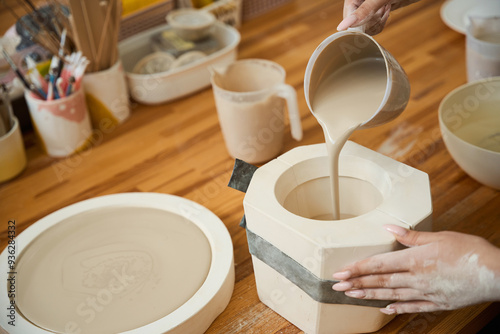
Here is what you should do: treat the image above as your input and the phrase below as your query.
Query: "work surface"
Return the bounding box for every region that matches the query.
[1,0,500,333]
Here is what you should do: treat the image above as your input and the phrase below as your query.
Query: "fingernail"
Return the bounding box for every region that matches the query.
[332,270,351,280]
[345,290,365,298]
[380,307,396,315]
[332,281,353,291]
[337,14,358,31]
[383,224,408,237]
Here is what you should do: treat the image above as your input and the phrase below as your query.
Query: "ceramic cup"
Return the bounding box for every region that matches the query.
[83,60,130,128]
[25,87,92,157]
[0,116,27,183]
[304,28,410,129]
[210,59,303,164]
[466,16,500,82]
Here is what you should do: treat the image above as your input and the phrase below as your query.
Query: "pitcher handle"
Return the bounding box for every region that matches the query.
[275,84,303,141]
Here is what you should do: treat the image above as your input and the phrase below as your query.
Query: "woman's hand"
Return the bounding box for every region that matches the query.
[338,0,420,35]
[332,225,500,314]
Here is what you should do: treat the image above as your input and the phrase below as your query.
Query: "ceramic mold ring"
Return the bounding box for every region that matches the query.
[0,193,234,334]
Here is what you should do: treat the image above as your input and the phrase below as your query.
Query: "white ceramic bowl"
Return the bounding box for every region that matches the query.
[439,77,500,190]
[166,8,216,41]
[0,193,234,334]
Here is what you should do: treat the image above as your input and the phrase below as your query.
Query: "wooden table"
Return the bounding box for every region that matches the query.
[1,0,500,333]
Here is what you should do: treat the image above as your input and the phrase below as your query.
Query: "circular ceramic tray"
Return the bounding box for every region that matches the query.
[440,0,500,34]
[0,193,234,334]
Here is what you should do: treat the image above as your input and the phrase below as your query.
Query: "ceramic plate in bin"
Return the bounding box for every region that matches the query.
[119,21,240,105]
[0,193,234,334]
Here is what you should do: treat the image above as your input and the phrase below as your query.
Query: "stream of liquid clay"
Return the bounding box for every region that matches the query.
[311,58,387,219]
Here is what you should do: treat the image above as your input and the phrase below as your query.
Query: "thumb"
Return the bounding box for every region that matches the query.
[383,224,437,248]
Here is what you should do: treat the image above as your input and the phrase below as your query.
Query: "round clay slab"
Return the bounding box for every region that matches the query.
[0,193,234,334]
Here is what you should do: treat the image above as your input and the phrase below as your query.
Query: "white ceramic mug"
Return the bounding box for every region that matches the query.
[210,59,302,164]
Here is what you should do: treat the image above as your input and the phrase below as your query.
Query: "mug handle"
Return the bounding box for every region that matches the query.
[275,84,303,141]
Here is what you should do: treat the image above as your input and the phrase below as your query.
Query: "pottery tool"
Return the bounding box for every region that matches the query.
[55,77,65,98]
[48,56,60,100]
[67,0,122,72]
[56,28,67,78]
[25,56,48,93]
[65,76,74,96]
[22,51,87,101]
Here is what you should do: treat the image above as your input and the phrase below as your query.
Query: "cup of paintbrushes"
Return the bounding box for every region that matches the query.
[24,86,93,157]
[0,98,27,182]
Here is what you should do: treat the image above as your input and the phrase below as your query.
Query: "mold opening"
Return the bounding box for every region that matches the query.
[281,175,383,221]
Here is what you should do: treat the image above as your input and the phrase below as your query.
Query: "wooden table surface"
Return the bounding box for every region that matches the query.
[1,0,500,333]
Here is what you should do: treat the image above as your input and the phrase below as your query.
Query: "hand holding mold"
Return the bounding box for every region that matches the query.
[338,0,420,35]
[332,224,500,314]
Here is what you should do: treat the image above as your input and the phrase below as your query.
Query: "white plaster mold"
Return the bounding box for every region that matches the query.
[243,141,432,334]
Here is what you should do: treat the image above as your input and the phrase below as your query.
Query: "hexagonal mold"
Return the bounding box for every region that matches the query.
[243,141,432,334]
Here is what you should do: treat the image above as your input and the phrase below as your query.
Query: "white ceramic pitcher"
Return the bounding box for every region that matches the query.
[304,28,410,129]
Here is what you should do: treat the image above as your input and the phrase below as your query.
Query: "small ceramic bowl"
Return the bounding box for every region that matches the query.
[439,77,500,190]
[166,8,216,41]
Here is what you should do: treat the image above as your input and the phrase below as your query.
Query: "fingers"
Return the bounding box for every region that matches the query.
[353,0,391,24]
[333,272,424,291]
[384,225,439,248]
[337,15,358,31]
[343,0,363,18]
[344,287,425,301]
[339,0,421,34]
[333,247,414,280]
[381,301,441,315]
[364,3,391,35]
[332,227,442,283]
[338,0,390,31]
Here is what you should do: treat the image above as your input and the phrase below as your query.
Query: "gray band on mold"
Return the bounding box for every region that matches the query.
[246,227,391,308]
